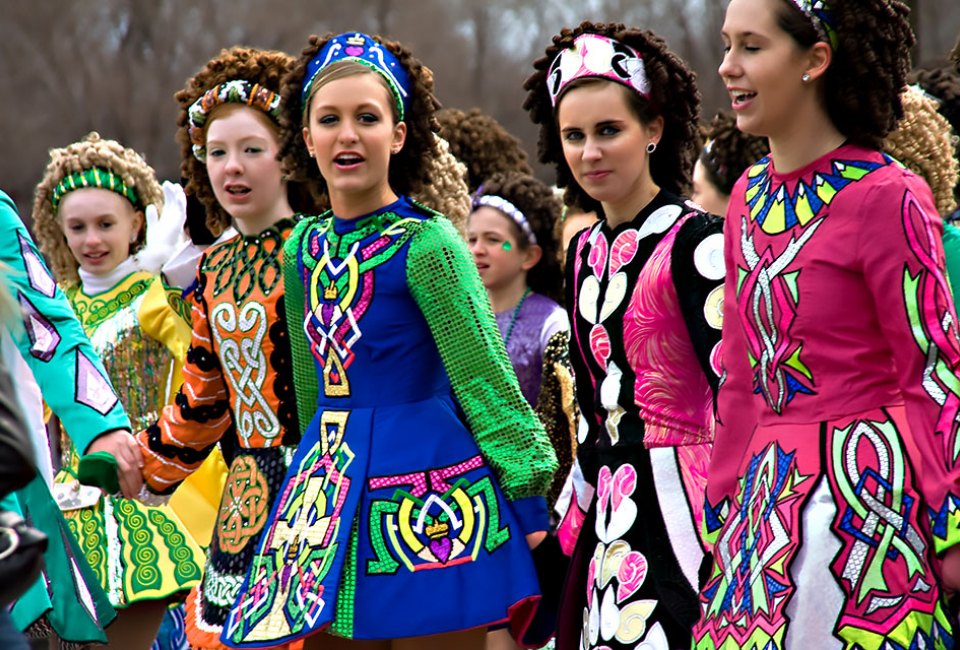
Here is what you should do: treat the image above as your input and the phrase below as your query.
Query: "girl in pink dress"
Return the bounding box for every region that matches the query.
[693,0,960,648]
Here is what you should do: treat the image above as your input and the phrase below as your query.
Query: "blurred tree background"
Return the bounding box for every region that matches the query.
[1,0,957,218]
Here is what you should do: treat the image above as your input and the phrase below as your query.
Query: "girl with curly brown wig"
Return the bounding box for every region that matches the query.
[220,32,556,650]
[120,46,310,650]
[28,132,208,650]
[437,108,534,193]
[696,1,960,648]
[692,111,769,216]
[524,20,725,650]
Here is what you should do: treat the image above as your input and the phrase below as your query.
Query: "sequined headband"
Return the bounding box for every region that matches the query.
[472,194,538,245]
[302,32,412,121]
[187,80,282,162]
[547,33,651,108]
[790,0,837,49]
[51,168,139,211]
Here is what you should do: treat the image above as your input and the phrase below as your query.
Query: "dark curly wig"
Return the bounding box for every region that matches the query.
[700,111,770,196]
[908,62,960,203]
[437,108,534,192]
[776,0,914,150]
[176,46,317,235]
[523,21,701,216]
[472,172,564,304]
[279,33,441,204]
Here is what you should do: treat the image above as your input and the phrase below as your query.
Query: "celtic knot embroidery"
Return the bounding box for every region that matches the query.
[738,215,823,413]
[831,419,930,617]
[205,220,292,303]
[698,441,811,648]
[217,455,270,554]
[211,301,281,444]
[300,211,415,397]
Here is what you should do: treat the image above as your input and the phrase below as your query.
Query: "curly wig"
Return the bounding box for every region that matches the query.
[882,86,958,216]
[436,108,534,192]
[412,135,471,235]
[775,0,913,150]
[700,111,770,196]
[472,172,564,304]
[32,132,162,286]
[523,21,701,216]
[279,33,441,207]
[908,62,960,204]
[176,46,317,235]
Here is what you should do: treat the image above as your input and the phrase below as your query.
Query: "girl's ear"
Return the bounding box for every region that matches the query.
[391,121,408,153]
[521,243,543,271]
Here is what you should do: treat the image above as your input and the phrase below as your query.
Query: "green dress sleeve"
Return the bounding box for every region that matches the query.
[942,221,960,305]
[406,214,558,511]
[0,190,130,454]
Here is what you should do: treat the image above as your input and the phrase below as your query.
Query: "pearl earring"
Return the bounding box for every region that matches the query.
[802,73,811,82]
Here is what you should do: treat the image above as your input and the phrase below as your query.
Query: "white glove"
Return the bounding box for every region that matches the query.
[135,181,188,275]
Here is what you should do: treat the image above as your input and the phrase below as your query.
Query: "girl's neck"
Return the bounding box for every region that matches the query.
[78,256,139,295]
[233,198,294,237]
[768,109,846,175]
[331,186,399,221]
[489,276,531,314]
[602,179,661,228]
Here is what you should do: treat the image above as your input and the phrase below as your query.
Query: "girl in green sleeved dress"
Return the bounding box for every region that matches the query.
[221,32,557,650]
[30,133,205,649]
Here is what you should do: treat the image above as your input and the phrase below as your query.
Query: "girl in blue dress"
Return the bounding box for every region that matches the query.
[222,32,558,650]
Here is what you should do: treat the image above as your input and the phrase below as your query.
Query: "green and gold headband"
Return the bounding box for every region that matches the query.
[51,167,139,212]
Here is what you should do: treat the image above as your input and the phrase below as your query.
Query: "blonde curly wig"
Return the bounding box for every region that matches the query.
[883,86,959,216]
[411,135,471,235]
[32,132,162,286]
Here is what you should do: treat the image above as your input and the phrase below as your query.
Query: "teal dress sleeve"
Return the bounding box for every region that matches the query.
[0,190,130,454]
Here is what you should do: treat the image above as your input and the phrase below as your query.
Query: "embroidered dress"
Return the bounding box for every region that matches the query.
[0,189,117,645]
[557,191,723,650]
[496,293,575,508]
[136,218,302,649]
[693,144,960,650]
[52,261,205,609]
[222,197,558,647]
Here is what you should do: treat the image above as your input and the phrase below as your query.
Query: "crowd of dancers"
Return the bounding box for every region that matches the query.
[2,0,960,649]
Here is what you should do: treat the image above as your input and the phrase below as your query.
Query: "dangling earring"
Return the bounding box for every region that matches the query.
[801,73,811,83]
[646,142,657,154]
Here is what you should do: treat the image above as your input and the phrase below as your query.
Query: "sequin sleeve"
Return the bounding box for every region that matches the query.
[0,190,131,454]
[856,169,960,554]
[136,263,233,494]
[406,215,557,526]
